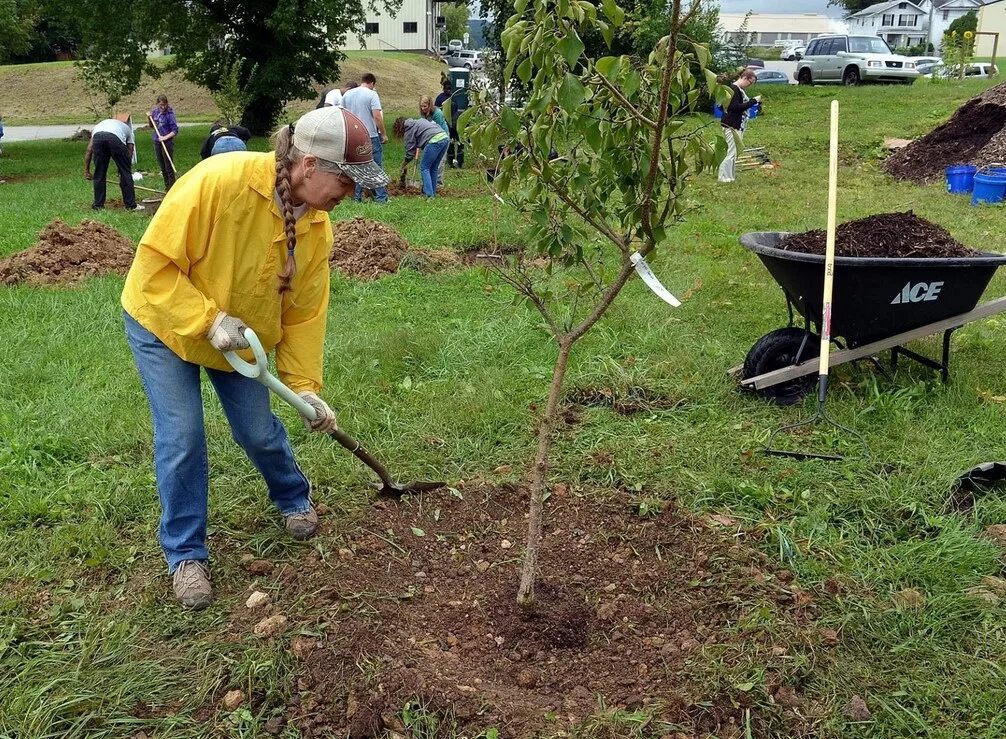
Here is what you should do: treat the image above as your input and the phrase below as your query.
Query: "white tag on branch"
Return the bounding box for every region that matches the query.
[630,252,681,308]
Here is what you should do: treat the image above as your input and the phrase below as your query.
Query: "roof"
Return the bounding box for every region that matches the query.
[850,1,926,18]
[718,13,837,35]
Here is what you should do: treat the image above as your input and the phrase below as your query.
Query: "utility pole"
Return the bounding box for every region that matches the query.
[927,0,935,52]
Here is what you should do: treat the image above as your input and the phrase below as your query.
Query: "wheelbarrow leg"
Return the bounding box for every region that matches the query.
[941,328,956,384]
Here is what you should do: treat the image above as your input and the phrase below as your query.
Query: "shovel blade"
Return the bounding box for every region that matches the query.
[372,480,447,497]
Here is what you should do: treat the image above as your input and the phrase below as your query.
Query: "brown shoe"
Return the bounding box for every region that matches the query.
[284,506,319,541]
[172,560,213,610]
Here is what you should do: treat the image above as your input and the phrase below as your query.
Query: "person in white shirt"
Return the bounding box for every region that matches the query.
[341,73,389,202]
[84,113,144,211]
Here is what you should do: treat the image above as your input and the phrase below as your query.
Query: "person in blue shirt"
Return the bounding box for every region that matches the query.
[149,95,180,190]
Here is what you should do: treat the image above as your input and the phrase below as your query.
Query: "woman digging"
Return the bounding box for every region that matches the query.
[718,68,761,184]
[149,94,179,190]
[121,107,390,609]
[392,115,450,198]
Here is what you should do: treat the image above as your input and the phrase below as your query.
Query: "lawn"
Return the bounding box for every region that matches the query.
[4,77,1006,738]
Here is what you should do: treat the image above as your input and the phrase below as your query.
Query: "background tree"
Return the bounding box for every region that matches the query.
[0,0,36,63]
[62,0,400,135]
[463,0,722,605]
[444,2,472,44]
[828,0,874,14]
[947,10,978,37]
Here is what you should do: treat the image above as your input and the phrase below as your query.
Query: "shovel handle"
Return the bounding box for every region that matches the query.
[223,328,397,488]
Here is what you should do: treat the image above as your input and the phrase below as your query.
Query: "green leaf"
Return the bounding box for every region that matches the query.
[595,56,620,82]
[500,105,520,136]
[557,32,585,67]
[601,0,625,27]
[601,23,614,47]
[692,41,711,69]
[517,58,533,83]
[623,68,641,98]
[514,0,530,13]
[557,72,585,112]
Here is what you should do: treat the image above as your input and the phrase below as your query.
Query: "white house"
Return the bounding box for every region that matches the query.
[924,0,984,44]
[718,13,837,45]
[847,1,928,49]
[340,0,444,53]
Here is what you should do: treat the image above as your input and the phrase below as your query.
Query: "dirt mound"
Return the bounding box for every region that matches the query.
[258,485,826,738]
[781,211,977,258]
[886,83,1006,182]
[64,128,92,142]
[330,217,408,279]
[0,219,134,286]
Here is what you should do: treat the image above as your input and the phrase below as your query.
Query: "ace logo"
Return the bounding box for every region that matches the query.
[891,281,944,305]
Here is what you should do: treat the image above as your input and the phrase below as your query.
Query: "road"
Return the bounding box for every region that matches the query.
[2,122,203,143]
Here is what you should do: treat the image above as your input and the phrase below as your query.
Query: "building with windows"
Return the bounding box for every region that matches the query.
[847,2,928,48]
[978,0,1006,57]
[341,0,442,52]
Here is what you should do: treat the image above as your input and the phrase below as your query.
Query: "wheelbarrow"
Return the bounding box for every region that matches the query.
[736,231,1006,404]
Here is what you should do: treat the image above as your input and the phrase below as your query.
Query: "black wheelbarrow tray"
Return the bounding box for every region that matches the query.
[735,231,1006,404]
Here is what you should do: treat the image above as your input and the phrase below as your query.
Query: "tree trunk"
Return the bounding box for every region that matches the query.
[241,93,284,137]
[516,339,574,607]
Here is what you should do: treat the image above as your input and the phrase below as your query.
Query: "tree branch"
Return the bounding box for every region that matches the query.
[591,73,657,128]
[568,259,636,343]
[492,261,565,341]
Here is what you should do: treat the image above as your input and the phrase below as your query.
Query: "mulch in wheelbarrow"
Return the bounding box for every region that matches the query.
[780,211,978,259]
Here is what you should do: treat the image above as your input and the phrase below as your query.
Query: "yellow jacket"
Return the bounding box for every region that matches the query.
[121,152,332,393]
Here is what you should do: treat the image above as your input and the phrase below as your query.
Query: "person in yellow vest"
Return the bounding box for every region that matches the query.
[121,107,389,609]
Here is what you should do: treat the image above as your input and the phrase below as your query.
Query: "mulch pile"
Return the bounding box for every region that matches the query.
[330,217,409,279]
[0,219,134,286]
[781,211,978,258]
[886,82,1006,183]
[235,485,829,738]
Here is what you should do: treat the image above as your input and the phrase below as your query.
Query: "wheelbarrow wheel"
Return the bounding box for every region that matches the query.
[741,328,819,406]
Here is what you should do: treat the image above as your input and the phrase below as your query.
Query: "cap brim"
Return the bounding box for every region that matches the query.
[342,161,391,189]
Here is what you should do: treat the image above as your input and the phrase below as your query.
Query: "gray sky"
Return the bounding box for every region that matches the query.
[716,0,842,15]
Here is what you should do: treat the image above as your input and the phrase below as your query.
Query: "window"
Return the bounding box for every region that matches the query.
[882,14,894,25]
[365,22,379,34]
[832,36,847,52]
[942,10,949,20]
[403,21,417,33]
[898,15,917,26]
[806,40,819,55]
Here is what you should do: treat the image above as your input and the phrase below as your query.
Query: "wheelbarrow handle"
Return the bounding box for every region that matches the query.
[223,328,398,489]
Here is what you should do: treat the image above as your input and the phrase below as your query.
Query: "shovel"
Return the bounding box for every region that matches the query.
[224,328,445,497]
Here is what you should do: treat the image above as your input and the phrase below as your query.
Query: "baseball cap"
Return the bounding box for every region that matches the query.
[292,107,390,189]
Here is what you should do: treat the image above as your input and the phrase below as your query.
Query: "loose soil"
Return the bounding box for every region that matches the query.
[886,82,1006,183]
[565,385,688,414]
[235,485,828,738]
[781,211,977,259]
[0,219,134,286]
[105,197,162,215]
[330,217,410,279]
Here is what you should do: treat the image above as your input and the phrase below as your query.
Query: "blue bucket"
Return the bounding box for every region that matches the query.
[946,165,977,195]
[972,170,1006,205]
[713,104,724,119]
[749,102,760,120]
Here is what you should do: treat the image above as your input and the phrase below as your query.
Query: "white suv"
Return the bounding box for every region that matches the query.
[796,35,919,85]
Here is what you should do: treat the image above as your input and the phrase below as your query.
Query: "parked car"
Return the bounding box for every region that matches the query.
[909,55,941,68]
[782,46,806,61]
[448,39,464,51]
[754,69,790,85]
[924,62,999,79]
[796,35,919,85]
[745,58,765,69]
[437,44,449,56]
[915,61,940,75]
[445,49,484,71]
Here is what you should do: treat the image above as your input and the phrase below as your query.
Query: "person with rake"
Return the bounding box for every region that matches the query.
[121,107,389,609]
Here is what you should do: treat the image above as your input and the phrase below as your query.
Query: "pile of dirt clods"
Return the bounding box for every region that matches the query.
[0,219,134,286]
[886,82,1006,183]
[330,217,408,279]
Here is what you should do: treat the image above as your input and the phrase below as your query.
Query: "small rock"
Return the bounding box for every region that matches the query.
[222,689,245,710]
[476,560,491,573]
[337,548,354,559]
[264,716,285,734]
[500,539,513,550]
[240,553,255,564]
[415,571,427,579]
[246,591,270,609]
[253,614,289,638]
[892,587,926,609]
[985,524,1006,548]
[517,669,538,688]
[553,483,569,497]
[679,638,700,652]
[291,635,316,658]
[597,602,617,621]
[821,628,840,647]
[246,559,274,575]
[843,695,871,722]
[495,635,505,646]
[603,583,617,592]
[447,634,459,647]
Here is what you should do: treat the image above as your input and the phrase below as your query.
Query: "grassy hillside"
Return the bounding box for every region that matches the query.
[0,52,445,125]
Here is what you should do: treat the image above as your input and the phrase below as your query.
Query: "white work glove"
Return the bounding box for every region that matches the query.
[298,392,338,433]
[207,311,250,351]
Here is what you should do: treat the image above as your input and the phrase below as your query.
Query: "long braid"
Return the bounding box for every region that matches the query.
[274,124,298,294]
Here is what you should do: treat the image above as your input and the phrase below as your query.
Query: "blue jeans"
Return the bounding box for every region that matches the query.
[211,137,247,155]
[124,313,312,573]
[355,135,388,202]
[420,139,449,197]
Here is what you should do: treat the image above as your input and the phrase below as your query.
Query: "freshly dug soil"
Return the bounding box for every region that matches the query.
[886,83,1006,183]
[565,384,687,414]
[105,198,161,215]
[0,219,134,286]
[246,485,826,738]
[330,217,409,279]
[781,211,978,259]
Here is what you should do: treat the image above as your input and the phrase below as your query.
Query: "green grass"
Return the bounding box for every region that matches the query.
[4,77,1006,737]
